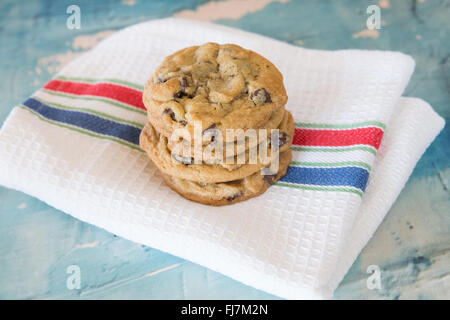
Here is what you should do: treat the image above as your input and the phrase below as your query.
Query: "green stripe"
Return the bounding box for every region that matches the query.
[291,145,377,155]
[18,105,144,152]
[35,97,145,129]
[55,75,144,91]
[294,121,386,130]
[274,182,363,197]
[42,89,146,115]
[290,160,371,171]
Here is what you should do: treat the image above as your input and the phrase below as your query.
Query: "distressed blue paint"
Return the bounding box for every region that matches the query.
[0,0,448,300]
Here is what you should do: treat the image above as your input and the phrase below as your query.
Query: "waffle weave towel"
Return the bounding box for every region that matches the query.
[0,18,444,299]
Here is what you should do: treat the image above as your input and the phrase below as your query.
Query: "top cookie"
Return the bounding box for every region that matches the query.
[143,42,288,143]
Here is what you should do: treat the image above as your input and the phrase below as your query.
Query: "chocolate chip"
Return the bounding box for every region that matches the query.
[263,174,277,185]
[162,108,187,125]
[173,77,190,99]
[174,91,185,99]
[250,88,272,104]
[202,123,217,134]
[278,132,288,147]
[172,153,193,165]
[162,108,176,121]
[180,77,188,91]
[226,193,242,201]
[203,124,218,143]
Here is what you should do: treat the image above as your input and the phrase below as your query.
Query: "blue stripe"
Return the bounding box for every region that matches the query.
[280,166,369,192]
[22,97,370,193]
[23,98,141,145]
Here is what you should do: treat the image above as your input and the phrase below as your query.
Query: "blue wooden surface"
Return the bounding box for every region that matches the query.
[0,0,448,299]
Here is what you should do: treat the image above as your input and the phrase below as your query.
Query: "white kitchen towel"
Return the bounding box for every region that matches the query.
[0,18,444,299]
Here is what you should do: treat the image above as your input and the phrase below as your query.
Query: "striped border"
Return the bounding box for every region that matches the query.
[279,165,369,192]
[44,79,146,111]
[290,161,371,171]
[41,89,146,115]
[19,77,387,197]
[274,182,364,197]
[19,105,142,152]
[295,121,386,130]
[34,97,144,129]
[292,127,383,149]
[291,145,377,156]
[22,98,142,148]
[55,75,145,91]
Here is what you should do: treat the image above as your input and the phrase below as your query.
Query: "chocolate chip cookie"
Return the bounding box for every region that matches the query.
[143,42,288,144]
[167,109,294,164]
[139,110,294,183]
[161,149,292,206]
[141,42,291,205]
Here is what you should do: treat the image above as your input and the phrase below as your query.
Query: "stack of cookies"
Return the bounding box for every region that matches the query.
[140,43,294,206]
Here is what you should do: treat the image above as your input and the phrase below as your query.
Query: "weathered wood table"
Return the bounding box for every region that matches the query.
[0,0,448,299]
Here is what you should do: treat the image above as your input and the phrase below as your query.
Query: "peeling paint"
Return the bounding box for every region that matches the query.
[352,29,380,39]
[145,263,181,277]
[122,0,136,6]
[378,0,390,9]
[36,30,115,75]
[17,203,26,209]
[72,30,116,50]
[75,240,99,248]
[174,0,290,22]
[37,51,83,74]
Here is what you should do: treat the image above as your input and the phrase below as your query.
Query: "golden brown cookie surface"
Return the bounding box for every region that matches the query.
[161,149,292,206]
[143,42,288,143]
[167,110,294,164]
[139,111,294,183]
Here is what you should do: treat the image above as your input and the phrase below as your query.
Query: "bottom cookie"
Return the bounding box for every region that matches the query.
[161,149,292,206]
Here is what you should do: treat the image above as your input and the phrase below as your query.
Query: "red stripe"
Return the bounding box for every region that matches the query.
[293,127,384,149]
[42,79,383,149]
[44,79,146,110]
